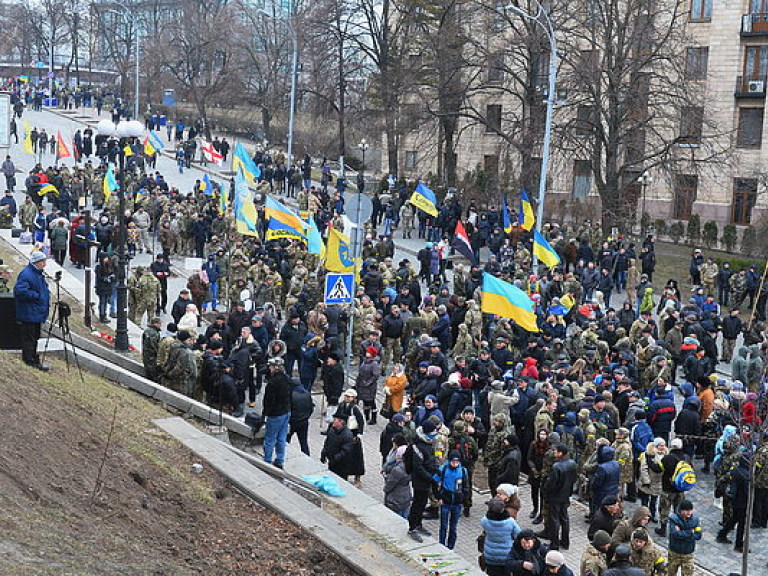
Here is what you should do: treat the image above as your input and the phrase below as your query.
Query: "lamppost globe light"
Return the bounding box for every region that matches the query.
[126,120,144,137]
[96,119,118,136]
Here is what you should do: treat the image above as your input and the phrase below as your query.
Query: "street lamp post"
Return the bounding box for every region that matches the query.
[109,5,140,120]
[357,138,368,192]
[638,171,653,238]
[502,1,557,268]
[261,2,298,169]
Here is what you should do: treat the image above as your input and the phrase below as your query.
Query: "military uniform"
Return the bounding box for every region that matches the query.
[0,265,11,293]
[162,339,198,397]
[699,261,718,295]
[630,537,666,576]
[580,543,608,576]
[127,268,144,324]
[142,323,162,380]
[483,413,511,493]
[136,271,161,327]
[729,273,748,310]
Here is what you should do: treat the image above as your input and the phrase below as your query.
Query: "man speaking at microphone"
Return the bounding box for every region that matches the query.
[13,250,51,371]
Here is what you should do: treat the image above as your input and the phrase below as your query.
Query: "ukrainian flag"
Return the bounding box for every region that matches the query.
[23,119,33,155]
[306,215,324,257]
[265,195,305,232]
[533,230,561,268]
[232,142,261,184]
[326,227,355,273]
[219,184,229,215]
[266,217,307,241]
[148,130,164,151]
[103,164,118,202]
[143,136,156,156]
[481,272,539,333]
[123,143,134,157]
[234,170,259,236]
[38,183,58,197]
[502,195,513,234]
[409,181,438,217]
[202,174,214,196]
[520,189,535,231]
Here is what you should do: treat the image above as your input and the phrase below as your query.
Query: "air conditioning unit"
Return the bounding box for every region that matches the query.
[748,80,765,93]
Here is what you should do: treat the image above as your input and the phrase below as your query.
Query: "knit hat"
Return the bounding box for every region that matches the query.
[453,420,466,432]
[343,388,358,398]
[425,394,437,403]
[392,413,405,423]
[177,330,191,341]
[545,550,564,568]
[632,528,649,542]
[29,250,47,263]
[548,431,561,444]
[365,345,379,357]
[421,420,437,435]
[496,483,518,497]
[670,438,683,450]
[592,530,612,549]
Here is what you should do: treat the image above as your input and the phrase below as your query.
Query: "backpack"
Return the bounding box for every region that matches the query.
[454,438,473,466]
[632,423,654,455]
[672,460,697,492]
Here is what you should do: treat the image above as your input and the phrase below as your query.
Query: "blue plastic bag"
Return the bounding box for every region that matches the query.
[301,474,346,497]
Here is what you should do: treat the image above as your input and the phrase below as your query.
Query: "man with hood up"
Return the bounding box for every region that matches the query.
[508,529,547,576]
[611,506,653,549]
[407,419,440,542]
[591,444,620,517]
[731,346,749,384]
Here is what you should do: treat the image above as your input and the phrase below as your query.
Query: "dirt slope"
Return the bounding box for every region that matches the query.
[0,353,356,576]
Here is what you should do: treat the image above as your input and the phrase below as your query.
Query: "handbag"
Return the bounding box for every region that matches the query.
[348,413,359,431]
[379,401,394,420]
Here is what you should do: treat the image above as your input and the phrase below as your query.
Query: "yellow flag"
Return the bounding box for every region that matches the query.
[325,228,356,273]
[23,120,33,155]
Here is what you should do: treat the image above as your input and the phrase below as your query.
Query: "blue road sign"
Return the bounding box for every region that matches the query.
[325,273,353,304]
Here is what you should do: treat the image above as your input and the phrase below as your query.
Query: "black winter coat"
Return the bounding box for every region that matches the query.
[547,457,578,504]
[263,371,292,417]
[496,446,522,486]
[280,321,308,353]
[410,436,439,491]
[290,382,314,424]
[322,424,356,477]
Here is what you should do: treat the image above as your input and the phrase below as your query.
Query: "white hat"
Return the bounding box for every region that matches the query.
[343,388,358,398]
[670,438,683,450]
[29,251,47,263]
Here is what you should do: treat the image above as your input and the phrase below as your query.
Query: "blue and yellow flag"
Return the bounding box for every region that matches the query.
[232,142,261,184]
[103,164,118,203]
[148,130,164,151]
[123,143,134,157]
[520,189,535,231]
[38,183,58,197]
[306,215,325,258]
[265,195,305,232]
[202,174,214,196]
[219,184,229,215]
[409,181,438,217]
[533,230,561,268]
[143,136,156,156]
[234,170,259,236]
[502,195,513,234]
[326,227,356,273]
[266,217,307,241]
[481,272,539,332]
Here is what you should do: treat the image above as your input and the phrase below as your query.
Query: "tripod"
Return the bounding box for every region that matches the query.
[41,273,85,383]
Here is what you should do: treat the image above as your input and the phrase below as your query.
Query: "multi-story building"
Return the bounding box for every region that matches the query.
[395,0,768,230]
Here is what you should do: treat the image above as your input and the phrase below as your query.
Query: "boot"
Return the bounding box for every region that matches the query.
[369,409,377,425]
[363,407,372,425]
[232,403,245,418]
[654,523,667,537]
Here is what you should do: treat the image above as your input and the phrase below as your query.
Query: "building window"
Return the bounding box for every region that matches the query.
[484,155,499,191]
[572,160,592,199]
[486,104,502,133]
[685,47,709,80]
[732,178,758,225]
[404,151,417,170]
[492,0,505,31]
[488,53,505,84]
[745,45,768,81]
[673,175,698,220]
[679,106,704,144]
[737,107,764,148]
[689,0,712,21]
[574,105,596,137]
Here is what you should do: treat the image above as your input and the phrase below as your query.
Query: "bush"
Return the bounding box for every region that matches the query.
[702,220,718,249]
[713,255,759,271]
[721,224,738,253]
[742,226,758,256]
[670,221,685,244]
[654,219,668,238]
[686,214,701,244]
[640,212,651,234]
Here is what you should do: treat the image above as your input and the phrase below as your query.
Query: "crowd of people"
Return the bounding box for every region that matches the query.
[6,89,768,576]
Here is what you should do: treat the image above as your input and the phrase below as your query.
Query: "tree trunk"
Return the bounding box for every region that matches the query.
[261,106,271,143]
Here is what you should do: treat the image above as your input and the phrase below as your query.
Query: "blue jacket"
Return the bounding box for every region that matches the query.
[593,445,620,500]
[202,259,220,283]
[433,462,468,505]
[481,515,520,565]
[668,512,702,554]
[14,263,50,323]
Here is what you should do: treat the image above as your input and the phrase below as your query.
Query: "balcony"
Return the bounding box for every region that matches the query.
[735,75,767,98]
[742,13,768,36]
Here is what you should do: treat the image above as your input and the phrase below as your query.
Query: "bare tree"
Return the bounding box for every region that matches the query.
[559,0,731,234]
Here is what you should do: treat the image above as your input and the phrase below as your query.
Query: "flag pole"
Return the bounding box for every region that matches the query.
[747,258,768,331]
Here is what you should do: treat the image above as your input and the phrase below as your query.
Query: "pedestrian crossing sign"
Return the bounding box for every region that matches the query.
[325,273,353,304]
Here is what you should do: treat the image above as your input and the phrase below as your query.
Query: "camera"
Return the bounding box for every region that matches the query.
[54,271,62,281]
